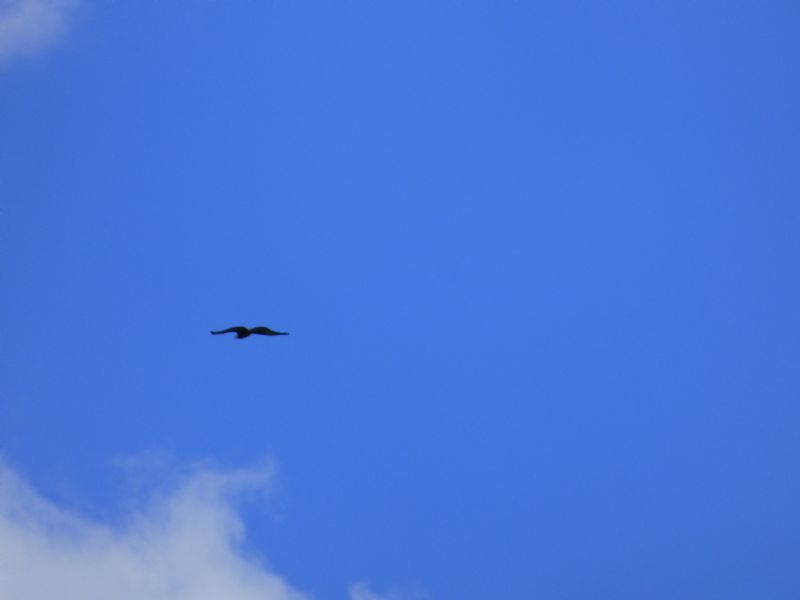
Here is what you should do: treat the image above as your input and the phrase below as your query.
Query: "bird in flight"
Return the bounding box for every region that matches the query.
[210,326,289,339]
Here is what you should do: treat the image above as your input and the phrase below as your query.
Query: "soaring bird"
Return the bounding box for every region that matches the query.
[210,326,289,338]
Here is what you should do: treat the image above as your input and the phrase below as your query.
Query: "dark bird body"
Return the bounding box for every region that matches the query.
[210,326,289,338]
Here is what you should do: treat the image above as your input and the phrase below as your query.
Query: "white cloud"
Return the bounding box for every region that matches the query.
[349,582,423,600]
[0,460,309,600]
[349,582,390,600]
[0,0,78,62]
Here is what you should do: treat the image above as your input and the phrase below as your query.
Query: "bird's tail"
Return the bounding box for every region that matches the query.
[210,330,223,335]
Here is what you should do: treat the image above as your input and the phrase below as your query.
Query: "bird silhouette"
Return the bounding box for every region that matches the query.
[210,326,289,338]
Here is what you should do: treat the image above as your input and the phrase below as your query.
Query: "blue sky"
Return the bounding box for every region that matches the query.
[1,1,799,598]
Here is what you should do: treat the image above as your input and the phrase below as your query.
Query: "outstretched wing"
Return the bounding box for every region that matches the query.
[250,326,289,336]
[210,326,249,336]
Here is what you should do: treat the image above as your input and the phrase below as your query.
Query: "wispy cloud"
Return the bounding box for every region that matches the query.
[0,460,308,600]
[0,0,78,62]
[349,582,424,600]
[349,582,391,600]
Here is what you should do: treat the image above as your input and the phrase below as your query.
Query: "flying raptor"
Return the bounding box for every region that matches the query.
[210,326,289,339]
